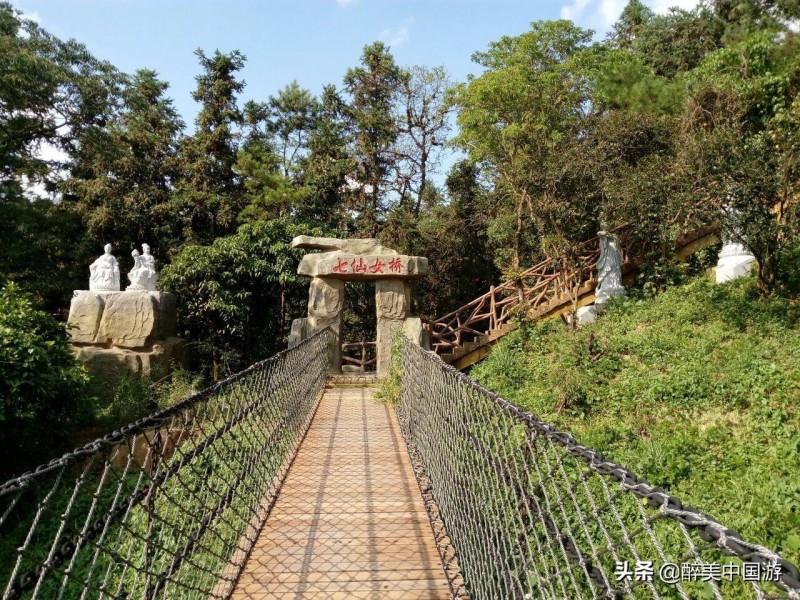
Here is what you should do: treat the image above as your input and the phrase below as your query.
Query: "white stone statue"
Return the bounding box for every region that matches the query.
[127,243,158,291]
[89,244,121,292]
[716,207,755,284]
[595,231,626,305]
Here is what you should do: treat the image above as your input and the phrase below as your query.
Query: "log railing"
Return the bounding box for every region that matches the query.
[342,341,377,372]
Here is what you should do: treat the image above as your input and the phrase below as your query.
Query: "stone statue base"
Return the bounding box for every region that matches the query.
[716,251,756,283]
[68,290,187,394]
[575,305,597,325]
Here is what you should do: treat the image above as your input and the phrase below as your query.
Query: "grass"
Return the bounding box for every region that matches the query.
[471,274,800,565]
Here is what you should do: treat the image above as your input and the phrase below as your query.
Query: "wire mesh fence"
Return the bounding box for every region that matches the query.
[0,329,331,600]
[397,337,800,600]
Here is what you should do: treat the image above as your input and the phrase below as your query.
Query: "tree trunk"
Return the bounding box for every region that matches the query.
[514,195,523,269]
[278,284,286,333]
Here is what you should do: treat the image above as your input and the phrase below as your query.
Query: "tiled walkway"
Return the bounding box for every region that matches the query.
[232,385,451,599]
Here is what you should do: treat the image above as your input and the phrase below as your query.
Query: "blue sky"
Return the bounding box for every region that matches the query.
[11,0,697,128]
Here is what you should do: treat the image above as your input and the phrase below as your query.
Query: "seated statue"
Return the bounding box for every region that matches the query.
[89,244,120,291]
[127,243,158,291]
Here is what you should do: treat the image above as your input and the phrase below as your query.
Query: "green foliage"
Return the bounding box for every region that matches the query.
[67,68,184,257]
[472,275,800,563]
[0,283,91,474]
[403,160,498,319]
[629,6,725,78]
[343,41,403,236]
[265,81,320,179]
[451,20,604,267]
[297,84,353,231]
[676,30,800,292]
[0,198,89,312]
[175,49,246,244]
[375,333,403,404]
[0,2,123,203]
[160,218,324,378]
[94,368,203,430]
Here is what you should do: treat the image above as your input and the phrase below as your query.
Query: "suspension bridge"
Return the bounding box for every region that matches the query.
[2,329,800,599]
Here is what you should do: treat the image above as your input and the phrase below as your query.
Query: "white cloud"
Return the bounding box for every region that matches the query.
[336,0,356,8]
[379,16,414,49]
[561,0,701,35]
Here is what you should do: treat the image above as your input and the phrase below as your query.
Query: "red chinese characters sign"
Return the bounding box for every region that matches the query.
[327,256,405,276]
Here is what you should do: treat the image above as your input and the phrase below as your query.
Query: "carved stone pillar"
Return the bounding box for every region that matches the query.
[375,280,410,375]
[307,277,344,373]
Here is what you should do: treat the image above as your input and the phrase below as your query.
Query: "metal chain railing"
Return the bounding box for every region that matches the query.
[397,337,800,600]
[0,328,331,600]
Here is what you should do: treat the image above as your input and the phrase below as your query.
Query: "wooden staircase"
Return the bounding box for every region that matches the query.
[429,226,720,370]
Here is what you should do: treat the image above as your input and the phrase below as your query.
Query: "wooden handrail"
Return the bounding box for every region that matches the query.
[341,341,377,371]
[424,224,637,354]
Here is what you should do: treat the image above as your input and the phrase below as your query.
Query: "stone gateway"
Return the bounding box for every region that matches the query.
[288,236,429,375]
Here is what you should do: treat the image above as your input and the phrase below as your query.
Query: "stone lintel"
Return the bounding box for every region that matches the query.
[297,253,428,280]
[292,236,395,255]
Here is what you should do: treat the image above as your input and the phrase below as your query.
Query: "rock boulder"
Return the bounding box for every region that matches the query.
[67,292,105,344]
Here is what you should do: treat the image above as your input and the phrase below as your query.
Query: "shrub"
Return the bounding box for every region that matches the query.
[0,283,91,475]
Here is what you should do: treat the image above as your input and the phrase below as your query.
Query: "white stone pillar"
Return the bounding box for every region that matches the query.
[716,206,756,283]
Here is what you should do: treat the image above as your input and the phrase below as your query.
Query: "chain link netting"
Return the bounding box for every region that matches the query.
[0,329,331,600]
[397,337,800,600]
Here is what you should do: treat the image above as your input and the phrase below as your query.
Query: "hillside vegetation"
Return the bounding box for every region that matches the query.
[471,275,800,564]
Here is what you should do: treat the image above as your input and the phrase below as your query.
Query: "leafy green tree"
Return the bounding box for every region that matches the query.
[299,84,353,231]
[594,51,686,114]
[410,161,498,319]
[451,21,603,269]
[0,199,89,312]
[0,2,122,204]
[624,6,725,78]
[67,69,184,257]
[236,86,319,224]
[266,81,319,179]
[175,49,246,243]
[0,283,91,475]
[393,65,452,217]
[609,0,654,49]
[160,219,322,380]
[237,102,299,222]
[675,31,800,292]
[0,2,120,309]
[343,41,403,236]
[714,0,800,43]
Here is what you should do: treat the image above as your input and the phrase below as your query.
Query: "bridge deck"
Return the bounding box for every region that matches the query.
[233,385,451,599]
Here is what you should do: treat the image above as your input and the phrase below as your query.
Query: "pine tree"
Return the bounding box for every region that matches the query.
[70,69,184,256]
[343,42,403,237]
[176,49,246,243]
